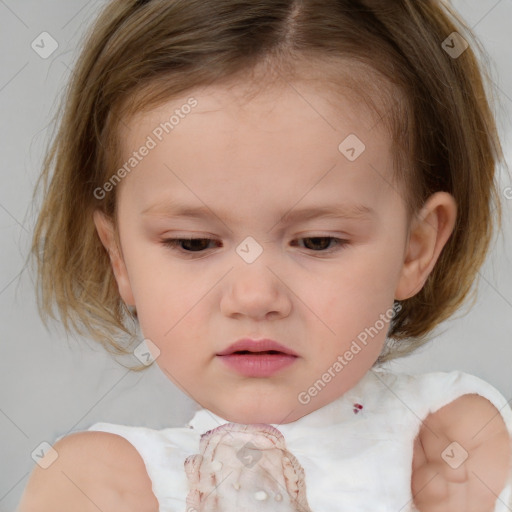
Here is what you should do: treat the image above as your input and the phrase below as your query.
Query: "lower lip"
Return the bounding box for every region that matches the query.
[217,353,298,377]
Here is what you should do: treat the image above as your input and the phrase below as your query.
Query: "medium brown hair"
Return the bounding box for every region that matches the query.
[30,0,503,370]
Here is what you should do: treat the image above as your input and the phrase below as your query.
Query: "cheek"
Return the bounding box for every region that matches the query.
[119,244,180,336]
[308,251,402,336]
[135,281,193,342]
[321,249,401,301]
[128,260,215,351]
[123,236,182,297]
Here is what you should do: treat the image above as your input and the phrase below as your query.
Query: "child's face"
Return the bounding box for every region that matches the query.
[96,79,417,424]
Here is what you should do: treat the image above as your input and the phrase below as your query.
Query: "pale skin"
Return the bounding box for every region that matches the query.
[19,75,511,511]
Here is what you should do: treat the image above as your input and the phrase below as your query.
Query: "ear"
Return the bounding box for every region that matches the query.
[395,192,457,300]
[93,210,136,307]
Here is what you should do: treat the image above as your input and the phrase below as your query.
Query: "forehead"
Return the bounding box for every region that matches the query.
[112,73,400,220]
[117,55,399,154]
[119,67,394,154]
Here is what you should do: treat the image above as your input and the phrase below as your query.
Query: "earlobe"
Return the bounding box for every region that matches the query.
[93,210,136,307]
[394,192,457,300]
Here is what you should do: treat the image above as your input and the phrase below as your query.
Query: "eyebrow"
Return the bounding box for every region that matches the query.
[141,201,375,224]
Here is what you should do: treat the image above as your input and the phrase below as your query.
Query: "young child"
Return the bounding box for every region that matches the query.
[19,0,512,511]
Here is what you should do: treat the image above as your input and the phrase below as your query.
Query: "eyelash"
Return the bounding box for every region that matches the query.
[161,236,349,255]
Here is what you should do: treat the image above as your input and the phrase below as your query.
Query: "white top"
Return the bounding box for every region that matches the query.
[80,368,512,511]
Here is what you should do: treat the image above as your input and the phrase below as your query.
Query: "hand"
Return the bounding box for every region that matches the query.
[411,394,511,512]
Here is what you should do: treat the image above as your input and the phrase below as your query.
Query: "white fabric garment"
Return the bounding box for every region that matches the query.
[81,368,512,511]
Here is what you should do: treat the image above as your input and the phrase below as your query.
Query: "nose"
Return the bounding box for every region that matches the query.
[220,255,292,321]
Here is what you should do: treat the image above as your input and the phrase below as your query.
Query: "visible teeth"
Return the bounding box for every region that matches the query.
[254,490,268,501]
[211,460,222,471]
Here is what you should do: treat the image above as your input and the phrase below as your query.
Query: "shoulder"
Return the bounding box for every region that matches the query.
[18,430,159,512]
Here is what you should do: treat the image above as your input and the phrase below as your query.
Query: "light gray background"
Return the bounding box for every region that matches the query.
[0,1,511,510]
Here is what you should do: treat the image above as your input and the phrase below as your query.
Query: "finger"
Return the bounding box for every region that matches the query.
[412,434,428,473]
[411,461,449,509]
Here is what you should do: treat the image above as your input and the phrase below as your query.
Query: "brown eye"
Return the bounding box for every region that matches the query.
[162,238,219,252]
[301,237,332,251]
[291,237,348,252]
